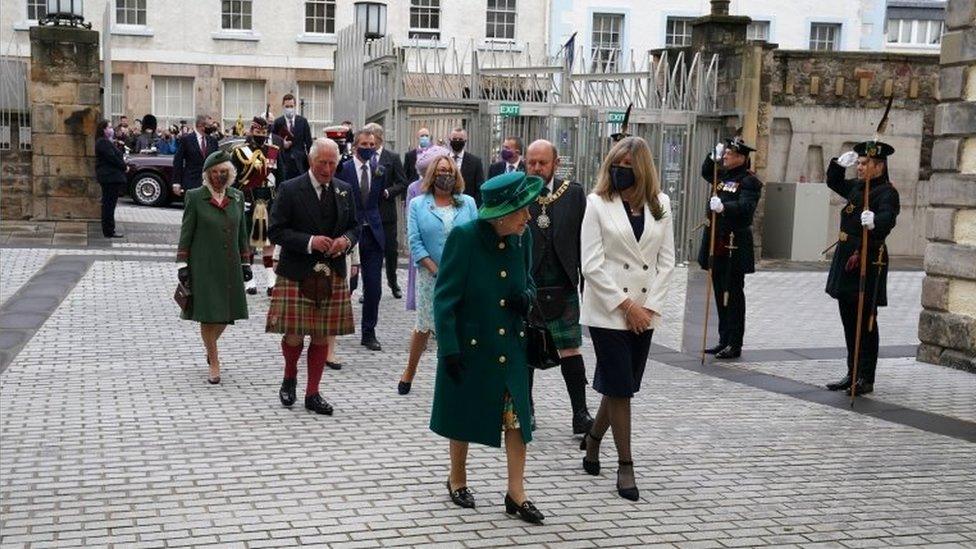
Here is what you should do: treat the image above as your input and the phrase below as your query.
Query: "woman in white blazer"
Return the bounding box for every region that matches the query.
[578,136,675,501]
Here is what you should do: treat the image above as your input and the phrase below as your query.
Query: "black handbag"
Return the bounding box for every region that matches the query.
[526,297,560,370]
[173,282,192,312]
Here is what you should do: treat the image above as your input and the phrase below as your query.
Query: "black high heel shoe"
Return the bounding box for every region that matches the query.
[616,461,639,501]
[580,431,601,476]
[504,494,544,524]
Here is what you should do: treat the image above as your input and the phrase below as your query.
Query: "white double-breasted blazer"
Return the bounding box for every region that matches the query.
[579,191,675,330]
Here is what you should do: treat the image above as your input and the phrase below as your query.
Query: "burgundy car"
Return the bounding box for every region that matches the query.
[125,153,176,207]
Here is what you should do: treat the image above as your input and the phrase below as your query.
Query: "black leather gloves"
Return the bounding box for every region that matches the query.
[444,354,464,384]
[242,264,253,281]
[177,266,190,286]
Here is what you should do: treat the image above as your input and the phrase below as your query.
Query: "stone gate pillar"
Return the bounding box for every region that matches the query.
[29,25,102,220]
[919,0,976,370]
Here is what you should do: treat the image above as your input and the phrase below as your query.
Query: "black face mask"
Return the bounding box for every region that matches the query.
[610,165,636,191]
[252,135,267,147]
[450,139,466,153]
[434,174,456,191]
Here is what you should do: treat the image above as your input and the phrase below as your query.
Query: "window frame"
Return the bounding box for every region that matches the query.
[409,0,441,41]
[485,0,517,42]
[221,0,253,31]
[151,76,196,130]
[886,18,943,46]
[809,22,841,51]
[115,0,147,26]
[665,16,694,48]
[297,82,334,136]
[110,74,125,125]
[746,20,770,41]
[26,0,46,21]
[221,79,267,132]
[590,12,624,73]
[304,0,336,35]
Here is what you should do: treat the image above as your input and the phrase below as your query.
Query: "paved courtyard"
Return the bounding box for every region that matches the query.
[1,205,974,548]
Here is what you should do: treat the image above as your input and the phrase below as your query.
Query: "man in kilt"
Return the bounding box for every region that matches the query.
[266,138,360,415]
[524,139,594,436]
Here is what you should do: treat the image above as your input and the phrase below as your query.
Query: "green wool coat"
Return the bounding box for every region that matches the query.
[430,219,536,448]
[176,186,250,324]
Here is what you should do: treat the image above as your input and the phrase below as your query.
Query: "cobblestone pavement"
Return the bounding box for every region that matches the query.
[1,206,974,548]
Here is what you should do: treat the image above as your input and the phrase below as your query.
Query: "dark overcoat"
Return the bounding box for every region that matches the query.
[696,156,762,274]
[527,179,585,288]
[430,220,535,448]
[824,159,900,306]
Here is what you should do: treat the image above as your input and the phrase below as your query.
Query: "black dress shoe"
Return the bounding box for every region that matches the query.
[572,408,594,436]
[304,393,334,415]
[398,381,411,395]
[504,494,544,524]
[579,432,601,476]
[390,286,403,299]
[852,379,874,395]
[279,378,297,407]
[714,345,742,359]
[446,480,475,508]
[704,343,725,354]
[826,375,852,391]
[361,337,382,351]
[616,461,640,501]
[326,361,343,371]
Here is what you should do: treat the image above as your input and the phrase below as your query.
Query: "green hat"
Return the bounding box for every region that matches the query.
[853,140,895,159]
[478,171,545,220]
[203,150,231,171]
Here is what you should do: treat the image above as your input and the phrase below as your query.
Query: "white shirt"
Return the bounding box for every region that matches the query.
[506,161,519,173]
[194,129,206,152]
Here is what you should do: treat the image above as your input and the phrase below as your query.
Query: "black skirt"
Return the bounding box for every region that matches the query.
[590,326,654,398]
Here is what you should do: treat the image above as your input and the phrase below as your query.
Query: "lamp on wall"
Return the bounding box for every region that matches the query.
[41,0,90,28]
[354,1,387,40]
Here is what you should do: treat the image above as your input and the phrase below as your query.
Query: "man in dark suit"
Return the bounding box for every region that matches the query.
[364,122,408,298]
[336,129,387,351]
[487,136,526,179]
[172,114,219,196]
[268,138,360,415]
[403,127,432,183]
[448,127,486,206]
[524,139,593,435]
[271,93,313,180]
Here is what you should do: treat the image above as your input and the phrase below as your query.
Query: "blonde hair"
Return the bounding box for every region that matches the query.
[419,154,465,196]
[594,136,664,220]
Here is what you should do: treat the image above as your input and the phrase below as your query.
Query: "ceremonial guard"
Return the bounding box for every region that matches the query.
[523,139,593,435]
[698,134,762,359]
[824,141,900,395]
[232,116,283,296]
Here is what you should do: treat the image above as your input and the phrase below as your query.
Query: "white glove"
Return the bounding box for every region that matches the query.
[860,210,875,230]
[713,142,725,160]
[837,151,858,168]
[710,196,725,213]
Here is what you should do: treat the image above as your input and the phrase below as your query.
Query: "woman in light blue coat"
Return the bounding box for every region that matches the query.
[397,154,478,394]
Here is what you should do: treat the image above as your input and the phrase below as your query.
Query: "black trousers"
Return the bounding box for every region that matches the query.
[99,181,123,237]
[382,221,400,290]
[838,296,879,383]
[711,258,746,348]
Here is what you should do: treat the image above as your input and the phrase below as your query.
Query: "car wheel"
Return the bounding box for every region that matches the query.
[131,172,169,207]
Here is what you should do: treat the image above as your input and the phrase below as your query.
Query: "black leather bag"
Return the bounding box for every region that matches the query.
[525,297,560,370]
[173,282,192,312]
[535,286,569,321]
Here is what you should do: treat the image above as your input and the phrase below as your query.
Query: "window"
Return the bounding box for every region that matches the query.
[809,23,840,51]
[0,124,10,151]
[591,13,623,73]
[305,0,335,34]
[116,0,146,25]
[27,0,46,20]
[747,21,769,41]
[409,0,440,40]
[110,74,125,124]
[298,82,333,135]
[152,76,195,128]
[665,17,693,47]
[222,0,252,31]
[886,18,943,46]
[222,79,266,130]
[486,0,516,41]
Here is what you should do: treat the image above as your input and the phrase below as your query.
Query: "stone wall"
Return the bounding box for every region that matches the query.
[0,119,33,220]
[918,0,976,371]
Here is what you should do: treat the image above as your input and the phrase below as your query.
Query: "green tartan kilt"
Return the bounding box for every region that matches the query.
[265,275,354,337]
[531,291,583,350]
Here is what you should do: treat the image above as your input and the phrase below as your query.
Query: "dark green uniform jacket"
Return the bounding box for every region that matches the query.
[697,157,762,274]
[825,159,900,306]
[430,220,536,448]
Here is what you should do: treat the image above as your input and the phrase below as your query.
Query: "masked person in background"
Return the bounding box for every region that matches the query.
[448,127,486,206]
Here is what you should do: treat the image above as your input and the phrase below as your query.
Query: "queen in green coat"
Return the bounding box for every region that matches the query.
[176,150,251,384]
[430,171,547,525]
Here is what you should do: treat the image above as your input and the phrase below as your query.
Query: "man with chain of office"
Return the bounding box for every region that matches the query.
[523,139,594,436]
[232,116,284,296]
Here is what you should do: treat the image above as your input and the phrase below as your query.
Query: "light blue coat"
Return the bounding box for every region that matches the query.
[408,192,478,266]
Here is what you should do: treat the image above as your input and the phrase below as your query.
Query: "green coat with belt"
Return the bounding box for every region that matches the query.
[430,219,536,448]
[176,186,250,323]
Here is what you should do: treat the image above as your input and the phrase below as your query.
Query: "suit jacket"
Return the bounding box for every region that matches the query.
[408,192,478,266]
[337,157,387,248]
[527,179,585,288]
[404,148,420,183]
[580,192,675,331]
[173,132,219,190]
[269,172,360,281]
[95,137,127,185]
[456,151,486,206]
[271,115,313,179]
[487,159,526,179]
[377,148,408,225]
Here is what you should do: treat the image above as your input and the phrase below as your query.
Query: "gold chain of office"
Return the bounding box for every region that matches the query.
[535,181,570,229]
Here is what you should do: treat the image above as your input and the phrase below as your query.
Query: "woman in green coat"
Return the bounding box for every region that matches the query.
[176,150,251,384]
[430,171,545,525]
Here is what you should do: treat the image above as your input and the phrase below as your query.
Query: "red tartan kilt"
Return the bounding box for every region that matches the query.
[265,275,354,336]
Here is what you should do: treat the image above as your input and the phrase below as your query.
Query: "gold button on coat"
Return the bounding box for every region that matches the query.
[470,339,477,345]
[498,328,506,335]
[498,355,507,364]
[499,299,506,307]
[498,242,506,249]
[500,270,507,278]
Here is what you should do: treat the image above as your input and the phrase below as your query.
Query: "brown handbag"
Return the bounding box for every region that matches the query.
[299,263,334,307]
[173,282,192,312]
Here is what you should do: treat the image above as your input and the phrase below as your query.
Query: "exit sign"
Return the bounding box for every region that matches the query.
[499,103,520,117]
[607,111,626,123]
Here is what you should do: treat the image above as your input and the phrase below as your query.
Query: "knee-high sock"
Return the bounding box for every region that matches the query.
[560,354,588,414]
[282,339,303,380]
[306,343,328,396]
